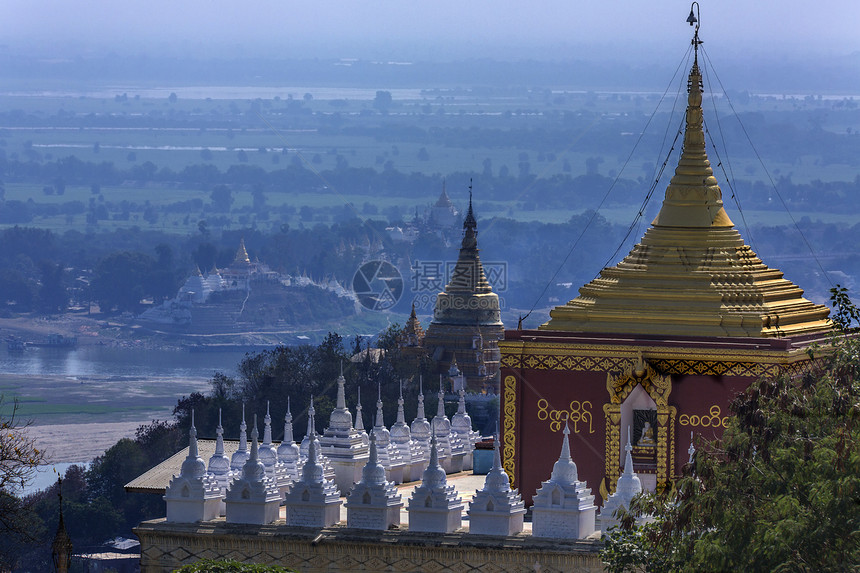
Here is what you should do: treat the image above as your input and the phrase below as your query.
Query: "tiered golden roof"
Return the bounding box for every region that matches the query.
[233,238,251,266]
[542,57,831,338]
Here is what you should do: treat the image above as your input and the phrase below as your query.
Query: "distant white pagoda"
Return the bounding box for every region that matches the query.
[406,433,464,533]
[345,430,403,530]
[319,365,370,492]
[224,415,281,525]
[467,432,525,536]
[164,412,222,523]
[531,424,597,539]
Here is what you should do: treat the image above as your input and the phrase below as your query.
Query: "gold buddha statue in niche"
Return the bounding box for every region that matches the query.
[637,421,656,447]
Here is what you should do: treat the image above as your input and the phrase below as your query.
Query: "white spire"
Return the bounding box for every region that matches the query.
[355,386,365,431]
[550,423,578,484]
[422,431,446,488]
[239,403,247,452]
[688,431,696,464]
[263,401,273,446]
[362,430,386,485]
[375,383,385,428]
[230,403,250,471]
[437,375,446,418]
[214,408,224,457]
[180,410,205,478]
[242,414,265,482]
[396,380,406,425]
[283,397,294,443]
[417,376,426,420]
[336,362,347,410]
[624,426,635,476]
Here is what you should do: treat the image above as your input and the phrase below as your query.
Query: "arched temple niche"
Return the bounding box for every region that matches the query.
[619,384,658,492]
[601,352,676,500]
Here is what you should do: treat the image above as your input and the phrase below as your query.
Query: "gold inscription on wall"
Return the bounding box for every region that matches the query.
[678,405,729,428]
[537,399,595,433]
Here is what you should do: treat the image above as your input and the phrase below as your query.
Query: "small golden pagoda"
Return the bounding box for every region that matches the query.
[500,27,833,506]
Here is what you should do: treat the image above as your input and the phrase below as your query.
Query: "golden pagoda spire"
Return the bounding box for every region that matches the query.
[541,8,831,338]
[651,25,733,229]
[446,180,492,294]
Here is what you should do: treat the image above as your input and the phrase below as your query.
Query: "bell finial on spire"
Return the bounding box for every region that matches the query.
[463,178,476,232]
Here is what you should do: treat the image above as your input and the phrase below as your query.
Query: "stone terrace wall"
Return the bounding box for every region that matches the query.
[135,519,604,573]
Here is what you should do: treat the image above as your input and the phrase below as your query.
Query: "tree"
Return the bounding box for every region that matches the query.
[37,261,66,314]
[602,286,860,572]
[0,396,47,567]
[90,251,155,313]
[373,90,392,113]
[210,184,234,212]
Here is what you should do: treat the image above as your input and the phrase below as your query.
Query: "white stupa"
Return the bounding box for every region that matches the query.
[299,396,336,482]
[284,420,342,528]
[345,430,403,530]
[354,386,370,447]
[229,404,249,472]
[597,428,643,533]
[451,388,479,471]
[431,377,458,472]
[276,398,301,481]
[448,355,466,393]
[224,415,281,525]
[467,432,525,536]
[406,432,464,533]
[373,383,406,484]
[390,380,423,482]
[164,411,222,523]
[258,401,291,500]
[531,423,597,539]
[320,364,370,492]
[206,409,232,516]
[410,377,432,471]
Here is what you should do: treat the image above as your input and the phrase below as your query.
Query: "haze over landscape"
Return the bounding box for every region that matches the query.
[1,1,859,570]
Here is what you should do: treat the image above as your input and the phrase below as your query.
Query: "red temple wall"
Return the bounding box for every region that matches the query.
[504,365,760,506]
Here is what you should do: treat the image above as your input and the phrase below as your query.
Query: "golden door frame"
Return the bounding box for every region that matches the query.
[601,352,676,500]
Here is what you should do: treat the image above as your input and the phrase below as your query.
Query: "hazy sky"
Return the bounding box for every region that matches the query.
[5,0,860,62]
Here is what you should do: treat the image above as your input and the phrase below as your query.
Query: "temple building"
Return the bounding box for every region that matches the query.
[500,43,832,505]
[422,191,505,393]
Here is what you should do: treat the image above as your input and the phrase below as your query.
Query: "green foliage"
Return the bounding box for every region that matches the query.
[173,559,296,572]
[602,290,860,572]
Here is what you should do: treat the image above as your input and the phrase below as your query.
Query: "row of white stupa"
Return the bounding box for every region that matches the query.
[164,371,656,537]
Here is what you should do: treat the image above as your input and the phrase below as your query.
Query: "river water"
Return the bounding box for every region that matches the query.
[0,345,249,495]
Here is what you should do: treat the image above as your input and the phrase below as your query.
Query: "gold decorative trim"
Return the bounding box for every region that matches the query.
[604,357,675,494]
[502,375,517,485]
[602,403,622,493]
[502,350,792,378]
